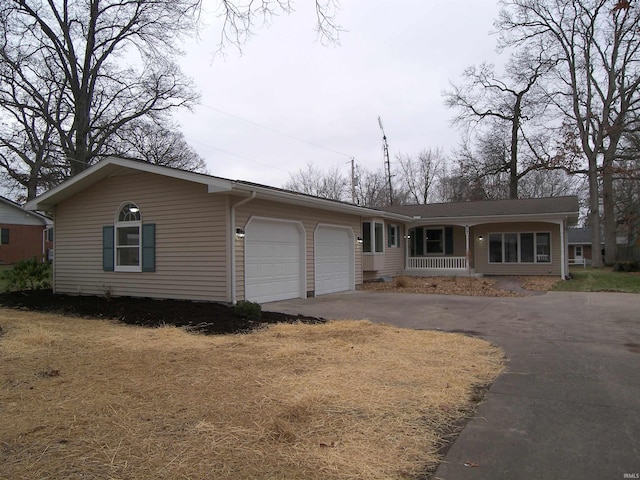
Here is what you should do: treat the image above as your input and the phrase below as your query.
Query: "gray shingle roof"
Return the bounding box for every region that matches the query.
[567,227,603,245]
[381,196,579,219]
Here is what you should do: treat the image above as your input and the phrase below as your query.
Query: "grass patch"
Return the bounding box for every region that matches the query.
[553,267,640,293]
[0,310,504,479]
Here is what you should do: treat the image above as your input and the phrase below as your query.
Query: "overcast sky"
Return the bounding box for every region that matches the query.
[174,0,503,188]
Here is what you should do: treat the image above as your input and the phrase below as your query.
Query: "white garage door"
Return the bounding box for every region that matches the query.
[315,225,354,296]
[245,219,305,303]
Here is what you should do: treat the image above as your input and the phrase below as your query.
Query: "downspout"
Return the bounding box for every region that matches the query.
[230,191,256,304]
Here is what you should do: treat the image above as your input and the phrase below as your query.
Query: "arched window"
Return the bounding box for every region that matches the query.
[115,203,141,271]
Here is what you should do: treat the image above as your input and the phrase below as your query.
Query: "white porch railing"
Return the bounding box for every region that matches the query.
[406,256,468,270]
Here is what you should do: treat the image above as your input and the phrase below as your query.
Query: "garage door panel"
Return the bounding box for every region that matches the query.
[315,226,354,296]
[245,219,304,303]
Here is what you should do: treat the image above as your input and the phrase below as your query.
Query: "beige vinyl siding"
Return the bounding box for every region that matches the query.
[54,171,230,301]
[474,222,561,276]
[234,198,362,300]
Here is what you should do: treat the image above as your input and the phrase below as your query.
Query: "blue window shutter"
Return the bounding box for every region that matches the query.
[142,223,155,272]
[103,226,114,271]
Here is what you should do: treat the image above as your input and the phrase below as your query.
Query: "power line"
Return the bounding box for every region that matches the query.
[198,104,353,159]
[186,138,291,174]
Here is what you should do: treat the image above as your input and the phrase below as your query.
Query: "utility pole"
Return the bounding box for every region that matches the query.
[377,116,393,205]
[351,157,357,204]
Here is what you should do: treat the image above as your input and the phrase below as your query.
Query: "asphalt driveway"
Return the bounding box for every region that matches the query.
[265,290,640,480]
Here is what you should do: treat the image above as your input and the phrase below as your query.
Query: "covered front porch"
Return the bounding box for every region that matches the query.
[404,225,476,277]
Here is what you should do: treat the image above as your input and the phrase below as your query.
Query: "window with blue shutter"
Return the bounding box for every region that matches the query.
[142,224,155,272]
[103,204,156,273]
[103,226,114,271]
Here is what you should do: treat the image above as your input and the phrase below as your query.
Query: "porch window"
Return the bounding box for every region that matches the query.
[362,221,384,253]
[489,232,552,264]
[425,228,444,254]
[536,233,551,262]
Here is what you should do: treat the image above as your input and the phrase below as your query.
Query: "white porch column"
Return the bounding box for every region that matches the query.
[404,226,410,270]
[465,225,470,274]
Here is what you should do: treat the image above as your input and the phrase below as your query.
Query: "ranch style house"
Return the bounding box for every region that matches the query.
[25,157,579,304]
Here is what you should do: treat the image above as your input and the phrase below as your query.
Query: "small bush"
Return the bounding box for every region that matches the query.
[394,275,411,288]
[1,257,51,291]
[613,260,640,272]
[234,300,262,321]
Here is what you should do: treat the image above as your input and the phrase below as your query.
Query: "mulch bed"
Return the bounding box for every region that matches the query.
[0,290,324,335]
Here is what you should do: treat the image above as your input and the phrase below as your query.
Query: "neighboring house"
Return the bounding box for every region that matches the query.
[25,157,579,304]
[0,196,53,265]
[567,227,600,266]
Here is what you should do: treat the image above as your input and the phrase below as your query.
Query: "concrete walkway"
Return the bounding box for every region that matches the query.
[265,291,640,479]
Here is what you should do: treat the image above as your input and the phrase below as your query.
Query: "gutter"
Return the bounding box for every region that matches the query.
[230,191,256,304]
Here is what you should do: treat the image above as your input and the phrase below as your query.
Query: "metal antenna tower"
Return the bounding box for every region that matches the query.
[377,116,393,205]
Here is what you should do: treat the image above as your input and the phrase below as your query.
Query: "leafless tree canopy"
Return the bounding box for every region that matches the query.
[215,0,343,54]
[497,0,640,264]
[106,121,207,172]
[0,0,202,199]
[284,163,348,201]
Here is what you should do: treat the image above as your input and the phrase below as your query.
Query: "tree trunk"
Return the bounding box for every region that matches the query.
[601,162,618,265]
[509,95,522,199]
[588,154,604,268]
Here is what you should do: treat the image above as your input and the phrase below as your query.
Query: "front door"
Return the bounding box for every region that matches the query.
[575,245,583,262]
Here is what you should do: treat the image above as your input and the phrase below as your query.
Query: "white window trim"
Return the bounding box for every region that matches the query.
[488,231,552,264]
[115,203,142,273]
[362,220,385,254]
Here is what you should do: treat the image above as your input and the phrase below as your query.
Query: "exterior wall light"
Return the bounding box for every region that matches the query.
[235,228,246,239]
[404,235,411,239]
[356,236,364,244]
[478,235,484,241]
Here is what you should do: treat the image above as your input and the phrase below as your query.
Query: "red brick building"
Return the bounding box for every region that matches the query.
[0,196,52,265]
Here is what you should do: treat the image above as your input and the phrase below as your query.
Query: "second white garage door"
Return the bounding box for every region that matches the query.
[245,218,305,303]
[315,225,354,296]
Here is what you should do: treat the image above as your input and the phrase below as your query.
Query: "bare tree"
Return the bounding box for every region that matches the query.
[497,0,640,265]
[106,121,206,172]
[395,149,446,204]
[444,51,555,198]
[216,0,343,53]
[284,163,348,201]
[0,0,200,201]
[352,165,390,207]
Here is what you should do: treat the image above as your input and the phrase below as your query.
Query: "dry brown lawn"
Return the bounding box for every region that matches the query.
[0,309,504,480]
